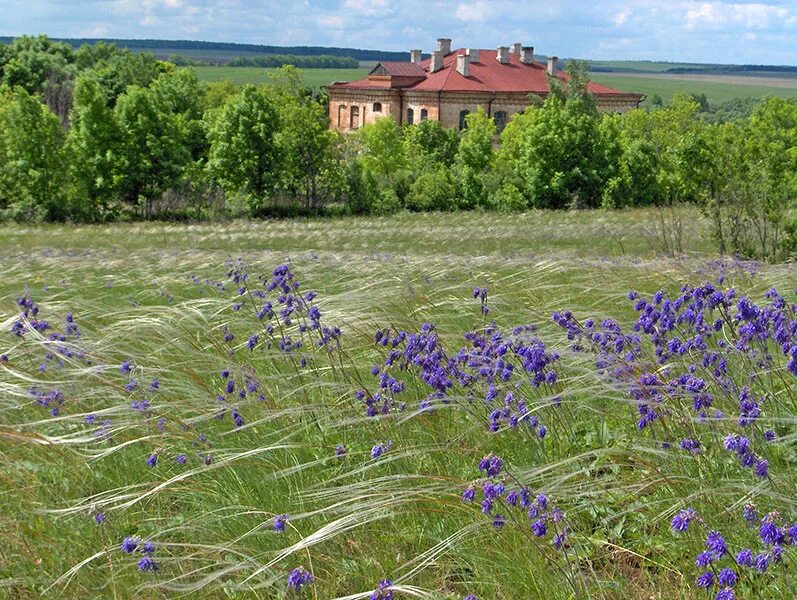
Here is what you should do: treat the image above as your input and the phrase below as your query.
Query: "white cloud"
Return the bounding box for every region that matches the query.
[684,2,789,31]
[455,0,489,22]
[318,15,346,29]
[342,0,390,17]
[612,8,631,27]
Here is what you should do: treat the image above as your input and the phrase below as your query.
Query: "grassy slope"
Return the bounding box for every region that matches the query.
[593,73,797,105]
[191,66,368,89]
[1,210,795,599]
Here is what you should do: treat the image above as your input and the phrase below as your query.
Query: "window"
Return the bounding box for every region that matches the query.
[406,107,414,125]
[350,105,360,129]
[459,109,470,130]
[338,105,346,128]
[420,108,428,121]
[373,102,382,113]
[493,110,508,132]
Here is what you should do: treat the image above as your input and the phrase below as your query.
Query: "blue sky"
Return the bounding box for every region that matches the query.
[2,0,797,64]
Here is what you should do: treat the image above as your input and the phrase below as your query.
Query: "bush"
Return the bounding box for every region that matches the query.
[405,168,458,212]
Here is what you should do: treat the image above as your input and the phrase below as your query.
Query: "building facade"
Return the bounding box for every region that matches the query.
[327,39,644,132]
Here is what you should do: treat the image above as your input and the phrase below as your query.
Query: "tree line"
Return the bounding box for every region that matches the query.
[169,54,359,69]
[1,35,796,261]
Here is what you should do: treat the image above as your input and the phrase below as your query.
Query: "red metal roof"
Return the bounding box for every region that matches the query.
[371,61,426,77]
[330,49,637,97]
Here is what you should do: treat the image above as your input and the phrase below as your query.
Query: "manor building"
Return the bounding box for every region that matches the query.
[327,38,644,132]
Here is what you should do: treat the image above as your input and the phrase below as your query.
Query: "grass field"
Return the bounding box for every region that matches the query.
[191,66,368,89]
[592,72,797,105]
[2,209,796,599]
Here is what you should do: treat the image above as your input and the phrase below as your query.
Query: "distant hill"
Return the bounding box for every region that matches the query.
[0,36,408,63]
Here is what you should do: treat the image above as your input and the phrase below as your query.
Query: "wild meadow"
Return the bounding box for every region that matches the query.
[2,209,796,599]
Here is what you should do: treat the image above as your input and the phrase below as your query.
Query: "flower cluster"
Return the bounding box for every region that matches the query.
[120,537,158,572]
[464,455,565,547]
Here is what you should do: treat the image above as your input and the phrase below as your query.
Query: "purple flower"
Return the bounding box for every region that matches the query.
[121,537,138,553]
[370,579,393,600]
[462,487,475,503]
[137,556,158,572]
[141,541,155,555]
[706,531,727,557]
[717,568,736,587]
[695,551,713,568]
[286,567,314,591]
[120,360,132,374]
[553,529,567,549]
[274,514,288,533]
[146,453,157,468]
[754,552,771,573]
[716,589,735,600]
[671,508,697,533]
[477,454,504,478]
[760,519,784,545]
[531,519,547,537]
[492,513,506,529]
[335,444,346,457]
[175,454,187,464]
[696,571,714,589]
[735,548,754,567]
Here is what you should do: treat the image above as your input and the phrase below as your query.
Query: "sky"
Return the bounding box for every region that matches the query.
[2,0,797,64]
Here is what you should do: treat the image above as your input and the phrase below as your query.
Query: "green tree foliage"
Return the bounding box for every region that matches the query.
[403,119,459,172]
[66,76,120,220]
[113,84,191,217]
[405,168,458,212]
[358,116,406,178]
[0,86,67,221]
[87,50,165,107]
[499,62,619,209]
[704,98,797,261]
[0,35,75,95]
[275,99,336,209]
[456,107,495,208]
[206,85,281,212]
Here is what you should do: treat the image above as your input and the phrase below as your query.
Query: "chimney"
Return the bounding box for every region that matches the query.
[497,46,509,64]
[410,49,422,64]
[437,38,452,55]
[466,48,480,63]
[547,56,558,75]
[511,43,522,55]
[520,46,534,64]
[430,50,444,73]
[456,54,470,77]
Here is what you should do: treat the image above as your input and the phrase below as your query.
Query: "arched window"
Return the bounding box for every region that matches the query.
[338,105,346,128]
[420,108,428,121]
[459,109,470,130]
[493,110,508,132]
[350,105,360,129]
[373,102,382,113]
[406,107,414,125]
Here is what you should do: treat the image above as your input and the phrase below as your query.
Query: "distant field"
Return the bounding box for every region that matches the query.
[191,66,368,89]
[592,72,797,105]
[588,60,714,73]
